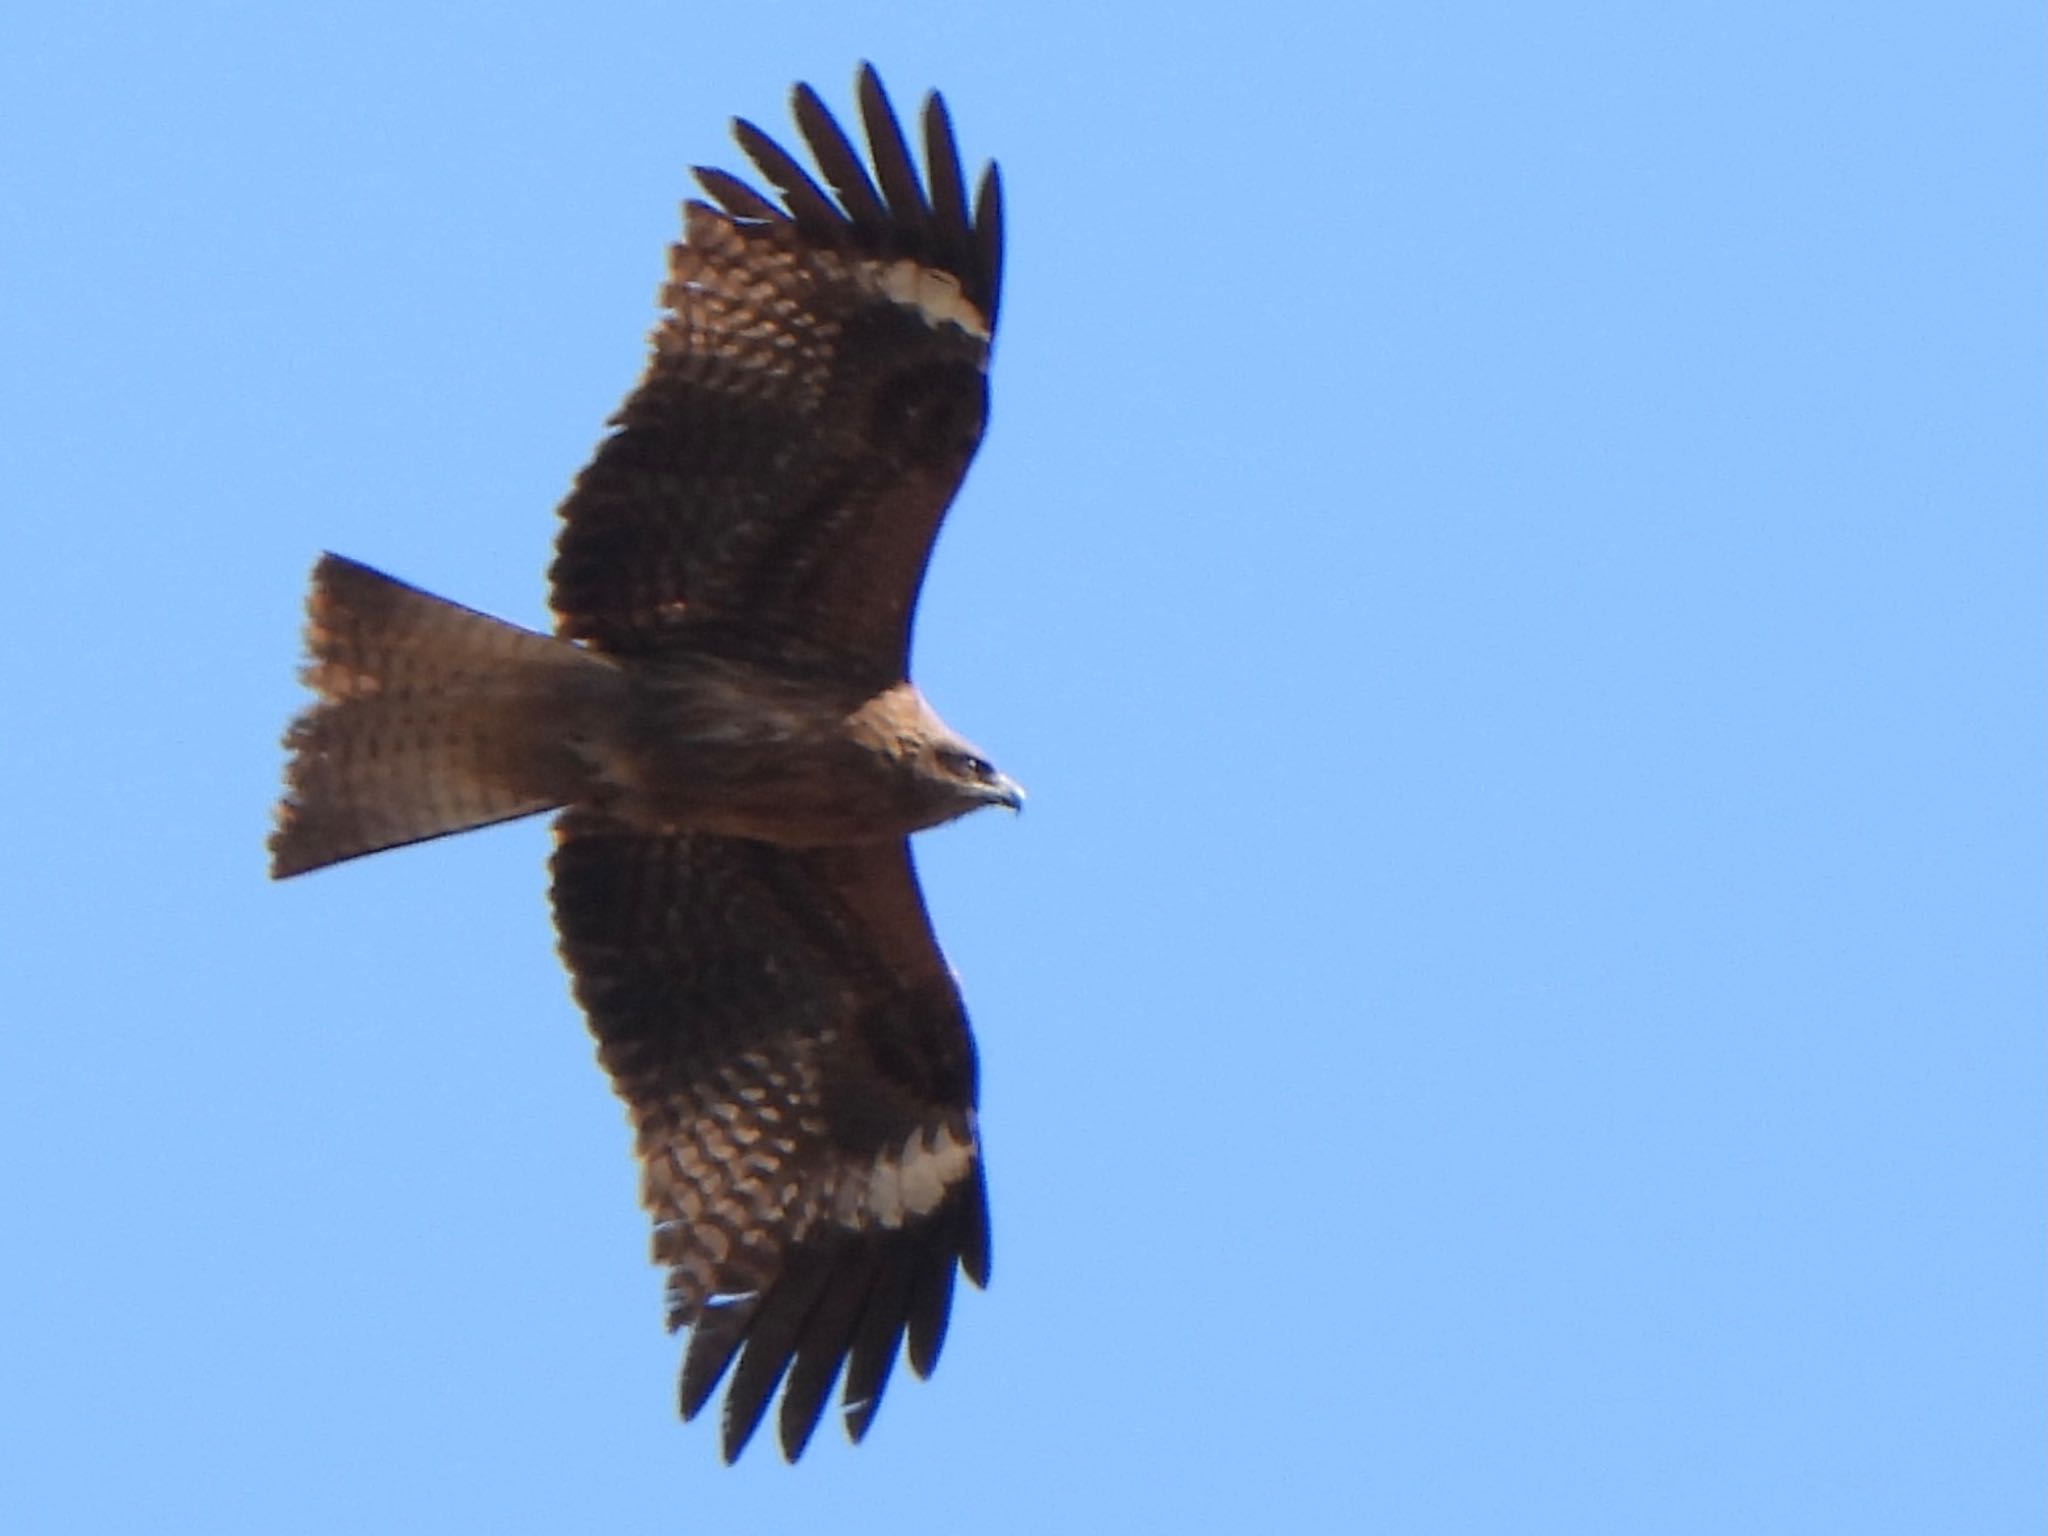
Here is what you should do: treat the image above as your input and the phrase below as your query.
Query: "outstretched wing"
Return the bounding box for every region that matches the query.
[550,65,1003,676]
[550,813,990,1462]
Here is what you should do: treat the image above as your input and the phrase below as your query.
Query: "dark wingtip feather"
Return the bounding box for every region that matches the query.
[920,90,972,280]
[793,81,890,237]
[905,1254,960,1380]
[719,1252,836,1463]
[961,1166,992,1289]
[679,1292,758,1424]
[733,115,844,233]
[692,165,783,222]
[857,65,931,238]
[973,163,1005,330]
[776,1247,879,1460]
[840,1240,917,1444]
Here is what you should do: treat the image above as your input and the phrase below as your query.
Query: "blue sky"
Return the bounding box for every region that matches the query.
[2,3,2039,1531]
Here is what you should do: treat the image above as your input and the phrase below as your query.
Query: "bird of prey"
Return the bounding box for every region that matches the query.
[269,66,1018,1463]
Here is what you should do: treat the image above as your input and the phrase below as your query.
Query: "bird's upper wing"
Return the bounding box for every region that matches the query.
[550,65,1003,677]
[550,812,989,1462]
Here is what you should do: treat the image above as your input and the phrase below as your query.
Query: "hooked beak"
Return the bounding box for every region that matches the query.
[984,772,1026,813]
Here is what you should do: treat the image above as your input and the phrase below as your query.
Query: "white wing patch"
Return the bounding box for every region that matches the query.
[831,1119,977,1230]
[870,259,991,342]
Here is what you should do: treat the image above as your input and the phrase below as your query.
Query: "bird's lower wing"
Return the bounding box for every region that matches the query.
[549,813,988,1461]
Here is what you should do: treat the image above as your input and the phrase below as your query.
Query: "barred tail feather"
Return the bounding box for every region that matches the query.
[269,553,621,878]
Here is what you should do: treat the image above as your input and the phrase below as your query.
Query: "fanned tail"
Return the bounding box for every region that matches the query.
[269,553,622,877]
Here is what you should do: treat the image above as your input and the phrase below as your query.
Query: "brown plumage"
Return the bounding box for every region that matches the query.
[269,66,1018,1462]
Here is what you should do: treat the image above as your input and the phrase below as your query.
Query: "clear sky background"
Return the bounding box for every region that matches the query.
[2,4,2039,1532]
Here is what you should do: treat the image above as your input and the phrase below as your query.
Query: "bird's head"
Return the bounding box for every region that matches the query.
[928,741,1026,817]
[852,684,1024,832]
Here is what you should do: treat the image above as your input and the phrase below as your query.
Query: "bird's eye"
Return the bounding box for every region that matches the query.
[942,749,991,781]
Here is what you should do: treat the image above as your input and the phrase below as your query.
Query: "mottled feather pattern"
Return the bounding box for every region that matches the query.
[551,815,988,1460]
[270,555,621,877]
[549,65,1003,672]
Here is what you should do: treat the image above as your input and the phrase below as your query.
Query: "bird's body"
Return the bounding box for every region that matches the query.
[270,67,1016,1463]
[603,657,1015,846]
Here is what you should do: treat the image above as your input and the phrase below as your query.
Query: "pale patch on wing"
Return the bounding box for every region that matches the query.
[830,1118,978,1230]
[868,258,991,342]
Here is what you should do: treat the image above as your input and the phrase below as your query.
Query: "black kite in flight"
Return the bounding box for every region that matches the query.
[270,66,1018,1463]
